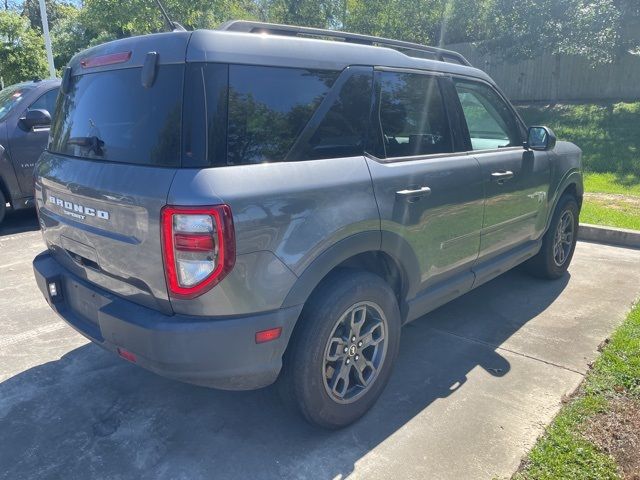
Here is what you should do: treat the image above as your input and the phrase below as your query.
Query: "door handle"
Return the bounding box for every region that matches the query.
[490,171,514,183]
[396,186,432,201]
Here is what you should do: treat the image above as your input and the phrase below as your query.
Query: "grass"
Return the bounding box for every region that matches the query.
[584,173,640,197]
[580,199,640,231]
[515,303,640,479]
[517,103,640,230]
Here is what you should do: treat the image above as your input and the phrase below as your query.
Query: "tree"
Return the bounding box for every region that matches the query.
[50,4,89,69]
[483,0,639,63]
[0,10,48,85]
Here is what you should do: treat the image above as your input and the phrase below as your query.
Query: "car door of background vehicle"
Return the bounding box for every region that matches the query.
[452,78,551,261]
[7,88,59,197]
[365,69,484,312]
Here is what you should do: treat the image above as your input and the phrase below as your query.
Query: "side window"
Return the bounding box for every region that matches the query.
[453,80,521,150]
[30,89,59,120]
[378,71,453,158]
[291,68,373,161]
[227,65,338,165]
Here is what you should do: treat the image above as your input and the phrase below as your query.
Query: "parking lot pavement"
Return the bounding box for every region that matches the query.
[1,210,639,480]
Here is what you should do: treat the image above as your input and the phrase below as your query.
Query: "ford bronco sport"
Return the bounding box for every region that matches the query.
[32,21,582,429]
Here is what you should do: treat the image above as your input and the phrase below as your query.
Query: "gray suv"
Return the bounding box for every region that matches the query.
[32,21,582,428]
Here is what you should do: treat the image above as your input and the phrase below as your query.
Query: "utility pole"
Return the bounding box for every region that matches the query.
[38,0,56,78]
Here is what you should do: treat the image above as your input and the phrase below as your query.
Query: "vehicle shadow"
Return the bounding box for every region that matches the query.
[0,269,570,480]
[0,209,39,237]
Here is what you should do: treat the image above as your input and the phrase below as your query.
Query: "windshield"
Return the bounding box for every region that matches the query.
[0,84,33,121]
[49,65,183,166]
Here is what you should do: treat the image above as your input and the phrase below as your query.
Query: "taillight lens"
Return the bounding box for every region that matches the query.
[161,205,235,299]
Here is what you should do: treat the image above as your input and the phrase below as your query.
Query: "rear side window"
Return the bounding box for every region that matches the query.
[49,65,183,166]
[227,66,338,165]
[378,72,453,158]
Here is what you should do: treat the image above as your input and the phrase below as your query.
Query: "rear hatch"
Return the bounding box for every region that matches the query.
[35,32,191,314]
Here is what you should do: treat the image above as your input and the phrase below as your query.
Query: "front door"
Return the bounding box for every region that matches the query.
[452,79,551,260]
[366,69,484,301]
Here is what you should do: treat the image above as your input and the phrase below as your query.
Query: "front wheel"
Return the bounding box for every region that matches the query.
[282,270,401,429]
[525,194,579,279]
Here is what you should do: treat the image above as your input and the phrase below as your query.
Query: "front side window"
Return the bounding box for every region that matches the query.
[30,89,59,120]
[454,80,522,151]
[378,71,453,158]
[227,65,338,165]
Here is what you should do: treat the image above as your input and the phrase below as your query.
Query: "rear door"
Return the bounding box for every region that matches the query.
[452,78,551,260]
[366,69,484,304]
[7,87,59,197]
[35,33,191,313]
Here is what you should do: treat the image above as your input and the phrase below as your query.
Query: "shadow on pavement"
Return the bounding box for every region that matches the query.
[0,269,569,480]
[0,209,39,237]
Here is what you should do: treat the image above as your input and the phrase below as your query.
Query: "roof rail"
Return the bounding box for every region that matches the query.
[218,20,472,67]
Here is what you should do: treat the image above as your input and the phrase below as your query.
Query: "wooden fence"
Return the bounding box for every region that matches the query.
[447,42,640,103]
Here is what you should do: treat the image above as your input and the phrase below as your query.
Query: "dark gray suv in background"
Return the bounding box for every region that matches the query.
[0,79,60,225]
[32,21,583,428]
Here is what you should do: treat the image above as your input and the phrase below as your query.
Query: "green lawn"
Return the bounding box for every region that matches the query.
[517,103,640,230]
[515,303,640,479]
[581,173,640,230]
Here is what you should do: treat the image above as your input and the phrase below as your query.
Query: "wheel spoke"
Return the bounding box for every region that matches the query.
[325,337,347,362]
[359,322,384,347]
[354,355,375,386]
[329,360,351,398]
[350,305,367,337]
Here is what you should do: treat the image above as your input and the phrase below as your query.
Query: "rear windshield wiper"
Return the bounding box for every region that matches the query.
[67,136,105,156]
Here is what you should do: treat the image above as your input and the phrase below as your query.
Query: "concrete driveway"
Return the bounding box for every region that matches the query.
[1,209,639,480]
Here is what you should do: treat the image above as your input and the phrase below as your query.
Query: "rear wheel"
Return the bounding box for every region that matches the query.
[282,270,401,429]
[0,189,6,226]
[525,194,579,279]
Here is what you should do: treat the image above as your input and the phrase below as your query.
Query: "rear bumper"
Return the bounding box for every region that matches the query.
[33,251,302,390]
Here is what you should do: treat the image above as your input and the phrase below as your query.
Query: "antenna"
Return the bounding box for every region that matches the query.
[153,0,186,31]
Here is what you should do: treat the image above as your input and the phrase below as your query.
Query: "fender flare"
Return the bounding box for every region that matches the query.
[281,230,421,309]
[545,168,583,232]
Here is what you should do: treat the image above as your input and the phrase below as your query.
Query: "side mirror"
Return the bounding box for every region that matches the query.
[526,126,556,151]
[20,109,51,130]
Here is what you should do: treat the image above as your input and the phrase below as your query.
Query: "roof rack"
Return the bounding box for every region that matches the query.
[218,20,472,66]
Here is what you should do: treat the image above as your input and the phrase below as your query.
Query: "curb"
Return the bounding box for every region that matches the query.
[578,223,640,249]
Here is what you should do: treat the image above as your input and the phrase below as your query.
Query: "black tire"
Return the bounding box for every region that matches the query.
[0,189,6,226]
[281,269,401,429]
[525,194,579,279]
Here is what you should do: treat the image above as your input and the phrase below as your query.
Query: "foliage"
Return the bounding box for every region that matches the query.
[0,0,639,84]
[0,9,48,85]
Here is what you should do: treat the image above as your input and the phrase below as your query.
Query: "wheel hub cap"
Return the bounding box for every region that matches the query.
[553,210,575,267]
[322,301,388,404]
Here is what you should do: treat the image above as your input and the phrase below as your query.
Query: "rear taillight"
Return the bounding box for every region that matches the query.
[161,205,235,299]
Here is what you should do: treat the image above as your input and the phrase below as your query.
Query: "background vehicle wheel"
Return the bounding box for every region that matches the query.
[0,189,6,226]
[525,193,579,279]
[282,270,401,429]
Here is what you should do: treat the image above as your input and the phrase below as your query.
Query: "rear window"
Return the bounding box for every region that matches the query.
[49,66,183,166]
